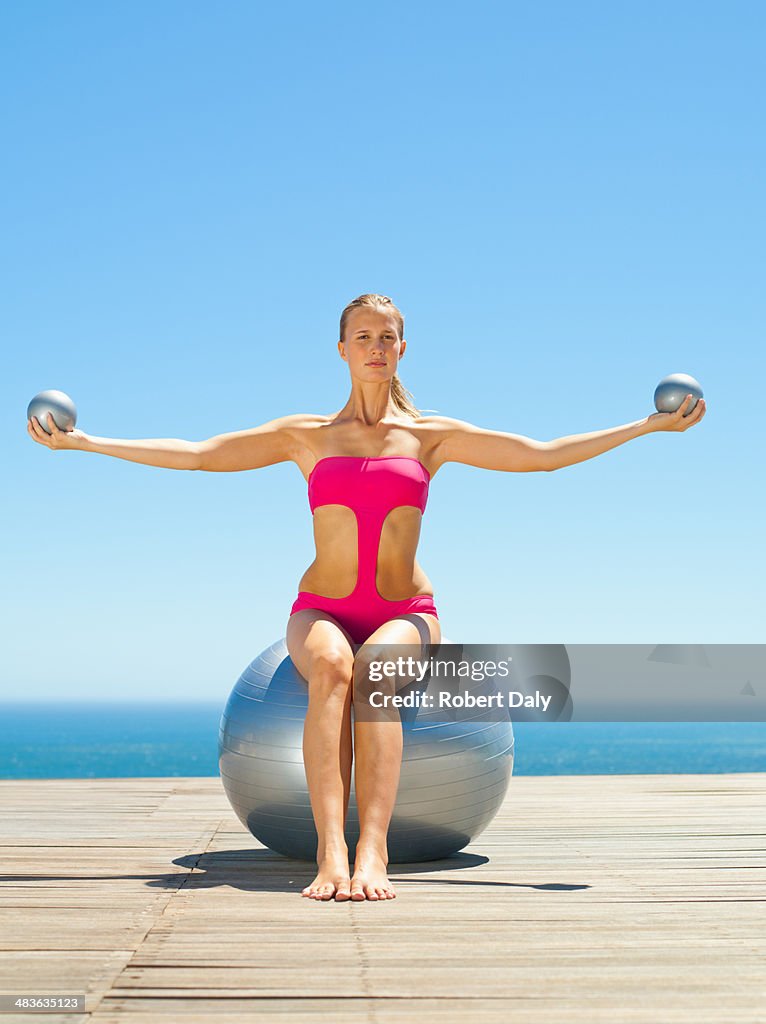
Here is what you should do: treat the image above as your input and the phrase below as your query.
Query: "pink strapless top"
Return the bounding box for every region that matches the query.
[308,455,430,514]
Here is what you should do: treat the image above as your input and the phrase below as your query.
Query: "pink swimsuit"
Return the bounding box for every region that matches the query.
[289,456,439,644]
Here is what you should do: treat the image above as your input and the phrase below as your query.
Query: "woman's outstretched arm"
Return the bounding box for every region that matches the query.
[427,394,706,474]
[427,415,551,473]
[196,413,310,471]
[27,411,311,472]
[542,394,705,470]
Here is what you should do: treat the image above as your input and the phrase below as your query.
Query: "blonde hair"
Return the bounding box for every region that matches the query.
[339,293,421,418]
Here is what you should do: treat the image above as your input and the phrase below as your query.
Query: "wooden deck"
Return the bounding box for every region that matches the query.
[0,773,764,1023]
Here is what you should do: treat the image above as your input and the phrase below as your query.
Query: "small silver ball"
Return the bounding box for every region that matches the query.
[653,373,703,416]
[27,389,78,434]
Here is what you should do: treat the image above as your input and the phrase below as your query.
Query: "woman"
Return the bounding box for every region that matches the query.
[28,292,706,903]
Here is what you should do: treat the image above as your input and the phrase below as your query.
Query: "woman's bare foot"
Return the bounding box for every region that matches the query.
[302,848,352,901]
[350,846,397,901]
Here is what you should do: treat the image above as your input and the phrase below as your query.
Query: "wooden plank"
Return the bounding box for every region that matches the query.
[0,774,764,1023]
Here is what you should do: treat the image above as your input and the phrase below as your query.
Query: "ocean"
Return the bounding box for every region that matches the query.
[1,703,764,779]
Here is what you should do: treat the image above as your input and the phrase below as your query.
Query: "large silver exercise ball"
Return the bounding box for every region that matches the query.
[218,636,516,863]
[27,389,77,434]
[653,373,703,416]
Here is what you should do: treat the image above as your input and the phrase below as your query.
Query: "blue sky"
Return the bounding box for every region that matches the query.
[2,1,763,701]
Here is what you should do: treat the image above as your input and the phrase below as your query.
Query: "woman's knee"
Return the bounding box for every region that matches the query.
[308,648,354,701]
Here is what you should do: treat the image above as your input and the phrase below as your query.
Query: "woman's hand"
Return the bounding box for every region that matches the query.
[28,413,89,451]
[647,393,707,433]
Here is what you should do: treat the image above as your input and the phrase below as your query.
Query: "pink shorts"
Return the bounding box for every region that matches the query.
[289,589,439,645]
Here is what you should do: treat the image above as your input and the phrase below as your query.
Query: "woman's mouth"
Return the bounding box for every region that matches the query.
[367,361,386,367]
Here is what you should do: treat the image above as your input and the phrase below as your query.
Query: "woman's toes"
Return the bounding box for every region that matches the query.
[335,884,351,901]
[365,884,379,900]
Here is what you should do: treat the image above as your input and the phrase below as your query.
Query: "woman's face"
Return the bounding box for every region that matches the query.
[339,309,406,379]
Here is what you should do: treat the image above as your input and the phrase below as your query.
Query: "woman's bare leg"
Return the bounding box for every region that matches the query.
[286,610,356,901]
[351,612,441,901]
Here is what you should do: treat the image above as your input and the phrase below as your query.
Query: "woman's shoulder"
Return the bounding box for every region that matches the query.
[279,414,338,476]
[413,412,465,427]
[409,413,472,440]
[274,412,335,437]
[280,413,332,429]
